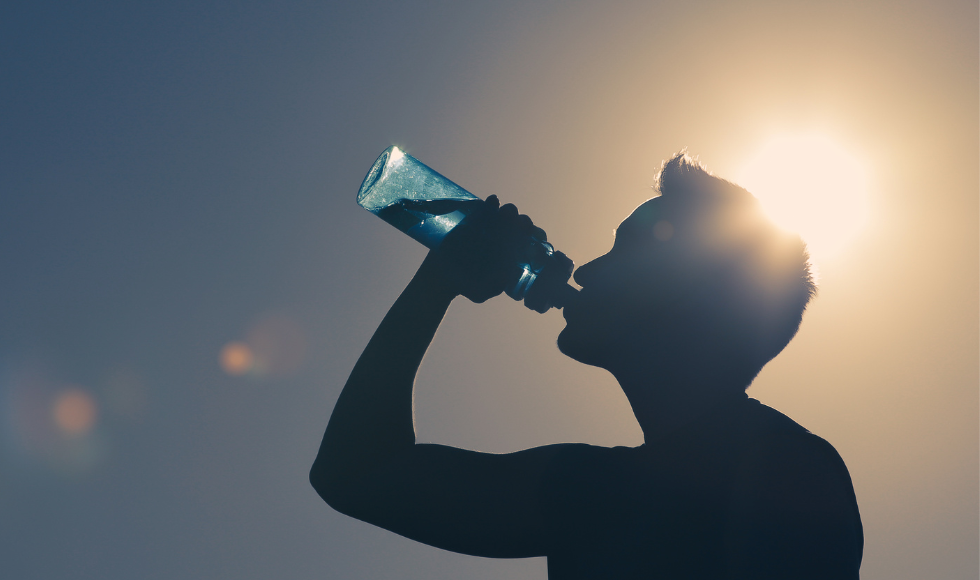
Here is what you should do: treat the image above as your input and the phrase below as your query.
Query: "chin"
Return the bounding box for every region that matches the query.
[557,326,606,368]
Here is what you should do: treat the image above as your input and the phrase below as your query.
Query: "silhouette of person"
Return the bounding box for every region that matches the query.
[311,153,863,579]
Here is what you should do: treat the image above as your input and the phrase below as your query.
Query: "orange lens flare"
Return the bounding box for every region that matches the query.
[52,388,98,436]
[220,341,255,376]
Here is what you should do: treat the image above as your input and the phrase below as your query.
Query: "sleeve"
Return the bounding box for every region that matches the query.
[725,434,864,580]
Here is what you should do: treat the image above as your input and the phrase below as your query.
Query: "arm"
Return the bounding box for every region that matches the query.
[310,254,452,506]
[310,198,564,557]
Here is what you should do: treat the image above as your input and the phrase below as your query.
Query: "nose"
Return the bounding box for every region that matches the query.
[572,253,609,288]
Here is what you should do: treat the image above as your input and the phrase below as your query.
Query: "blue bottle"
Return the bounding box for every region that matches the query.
[357,146,575,310]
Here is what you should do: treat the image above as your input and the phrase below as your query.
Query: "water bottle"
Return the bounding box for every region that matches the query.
[356,146,576,310]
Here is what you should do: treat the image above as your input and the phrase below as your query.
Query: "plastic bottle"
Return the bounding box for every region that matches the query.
[356,146,576,310]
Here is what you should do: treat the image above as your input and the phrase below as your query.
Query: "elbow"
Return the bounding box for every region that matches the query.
[308,461,327,499]
[309,458,357,516]
[309,460,341,509]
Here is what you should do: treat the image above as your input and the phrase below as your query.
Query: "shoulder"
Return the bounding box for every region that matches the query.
[738,400,856,493]
[728,399,864,577]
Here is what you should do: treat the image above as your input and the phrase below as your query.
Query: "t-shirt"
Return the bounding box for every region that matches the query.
[540,395,863,579]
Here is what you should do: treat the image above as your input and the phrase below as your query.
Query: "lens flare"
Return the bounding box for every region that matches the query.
[220,342,254,376]
[246,314,307,377]
[652,220,674,241]
[52,388,98,436]
[737,133,870,261]
[220,314,307,378]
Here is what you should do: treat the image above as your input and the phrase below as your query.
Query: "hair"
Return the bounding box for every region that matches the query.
[654,152,817,383]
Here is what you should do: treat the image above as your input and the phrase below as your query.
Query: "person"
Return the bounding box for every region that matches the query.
[310,153,863,579]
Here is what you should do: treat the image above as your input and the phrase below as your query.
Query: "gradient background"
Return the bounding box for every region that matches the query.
[1,1,976,579]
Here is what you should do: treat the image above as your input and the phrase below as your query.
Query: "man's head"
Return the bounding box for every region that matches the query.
[557,153,816,390]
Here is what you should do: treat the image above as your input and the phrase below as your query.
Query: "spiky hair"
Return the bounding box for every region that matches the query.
[655,152,817,377]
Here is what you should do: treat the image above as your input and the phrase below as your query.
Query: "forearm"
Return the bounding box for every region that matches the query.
[311,258,456,503]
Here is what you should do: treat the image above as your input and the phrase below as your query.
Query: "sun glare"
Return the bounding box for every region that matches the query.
[737,134,870,261]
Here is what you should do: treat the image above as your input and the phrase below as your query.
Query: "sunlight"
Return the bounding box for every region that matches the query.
[737,134,870,261]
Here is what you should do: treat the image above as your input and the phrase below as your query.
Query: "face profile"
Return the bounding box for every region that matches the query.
[559,154,815,390]
[556,197,682,370]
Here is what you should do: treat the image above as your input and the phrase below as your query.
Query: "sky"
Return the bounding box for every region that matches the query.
[1,1,976,579]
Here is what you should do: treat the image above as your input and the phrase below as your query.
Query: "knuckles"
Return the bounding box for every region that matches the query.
[429,197,551,306]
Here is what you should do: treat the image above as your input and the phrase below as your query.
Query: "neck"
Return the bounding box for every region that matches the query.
[610,362,747,443]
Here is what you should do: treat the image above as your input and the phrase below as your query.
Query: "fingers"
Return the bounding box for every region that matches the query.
[430,194,556,307]
[518,214,547,242]
[495,202,547,241]
[499,203,519,220]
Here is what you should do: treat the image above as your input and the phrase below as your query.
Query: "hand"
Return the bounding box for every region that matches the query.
[418,195,548,304]
[522,249,574,313]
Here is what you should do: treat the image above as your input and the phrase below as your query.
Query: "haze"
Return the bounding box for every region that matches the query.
[1,2,976,579]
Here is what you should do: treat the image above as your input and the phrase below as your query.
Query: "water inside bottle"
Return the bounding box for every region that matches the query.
[374,198,484,248]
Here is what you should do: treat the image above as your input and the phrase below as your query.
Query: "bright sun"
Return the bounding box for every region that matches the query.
[737,134,870,262]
